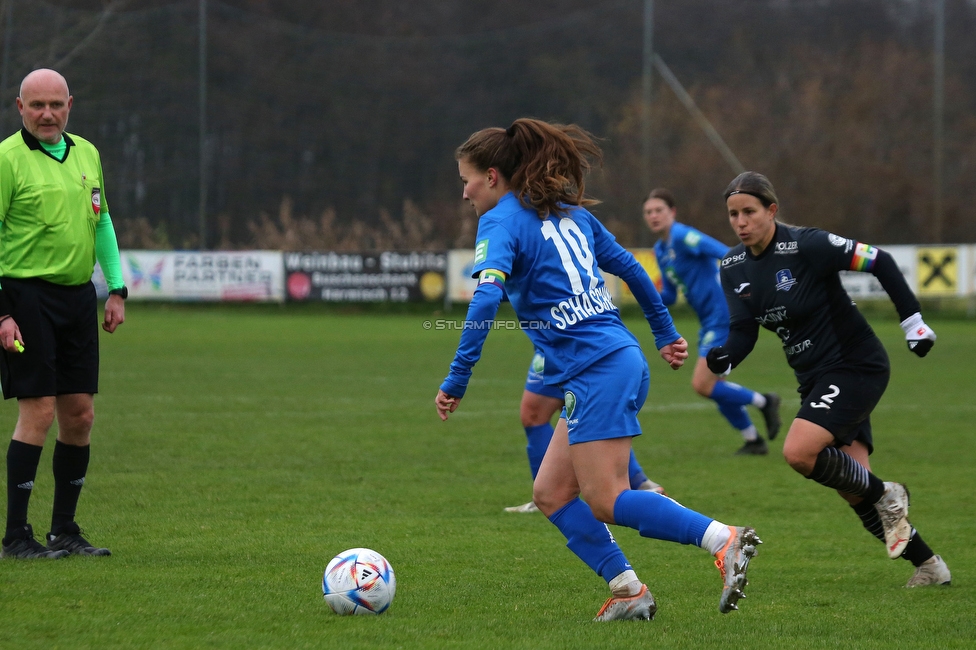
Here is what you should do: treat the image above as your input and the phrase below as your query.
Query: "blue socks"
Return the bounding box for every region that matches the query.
[710,381,756,406]
[628,450,648,490]
[547,492,717,583]
[613,490,712,546]
[548,498,632,581]
[524,423,554,479]
[710,381,755,431]
[716,400,752,431]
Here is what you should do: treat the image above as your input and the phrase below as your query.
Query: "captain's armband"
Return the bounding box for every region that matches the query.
[477,269,506,290]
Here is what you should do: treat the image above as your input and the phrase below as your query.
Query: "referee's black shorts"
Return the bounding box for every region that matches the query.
[0,277,99,399]
[796,344,890,455]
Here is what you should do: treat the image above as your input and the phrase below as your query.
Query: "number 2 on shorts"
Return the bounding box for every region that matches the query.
[811,384,840,410]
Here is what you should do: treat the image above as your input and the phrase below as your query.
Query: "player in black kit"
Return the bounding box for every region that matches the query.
[706,171,950,588]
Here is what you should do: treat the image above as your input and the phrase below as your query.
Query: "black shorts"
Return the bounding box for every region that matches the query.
[796,367,890,455]
[0,277,99,399]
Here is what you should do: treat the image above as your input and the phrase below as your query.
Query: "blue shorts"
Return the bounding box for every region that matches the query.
[524,348,565,400]
[697,325,729,357]
[559,345,650,445]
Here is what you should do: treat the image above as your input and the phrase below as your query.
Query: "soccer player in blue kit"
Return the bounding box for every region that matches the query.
[644,188,781,455]
[435,118,763,620]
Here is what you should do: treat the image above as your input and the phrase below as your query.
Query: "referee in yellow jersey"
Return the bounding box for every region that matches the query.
[0,69,127,559]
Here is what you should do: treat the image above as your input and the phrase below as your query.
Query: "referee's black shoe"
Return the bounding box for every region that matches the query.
[760,393,781,441]
[1,524,69,559]
[46,522,111,556]
[735,437,769,456]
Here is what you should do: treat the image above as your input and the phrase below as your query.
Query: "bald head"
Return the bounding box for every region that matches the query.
[17,68,72,144]
[20,68,69,99]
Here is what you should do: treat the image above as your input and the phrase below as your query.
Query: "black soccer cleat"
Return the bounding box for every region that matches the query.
[46,522,111,557]
[760,393,781,441]
[2,524,69,559]
[735,437,768,456]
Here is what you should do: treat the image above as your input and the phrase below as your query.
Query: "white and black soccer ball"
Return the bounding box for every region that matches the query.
[322,548,396,615]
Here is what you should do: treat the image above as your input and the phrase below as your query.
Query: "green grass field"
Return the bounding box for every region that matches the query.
[0,304,973,649]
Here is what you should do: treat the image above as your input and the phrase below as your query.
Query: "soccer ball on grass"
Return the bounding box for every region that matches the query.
[322,548,396,615]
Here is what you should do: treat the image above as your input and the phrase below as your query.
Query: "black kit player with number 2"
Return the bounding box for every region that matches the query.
[706,171,950,589]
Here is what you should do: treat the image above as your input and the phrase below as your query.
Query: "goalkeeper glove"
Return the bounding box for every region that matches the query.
[900,312,936,357]
[706,346,732,376]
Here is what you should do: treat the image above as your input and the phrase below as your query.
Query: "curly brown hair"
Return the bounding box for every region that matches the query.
[455,117,603,218]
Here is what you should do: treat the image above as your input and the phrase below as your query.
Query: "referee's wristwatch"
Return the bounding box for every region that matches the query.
[109,286,128,300]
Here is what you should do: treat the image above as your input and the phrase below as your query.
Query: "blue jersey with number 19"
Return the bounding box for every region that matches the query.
[470,193,677,385]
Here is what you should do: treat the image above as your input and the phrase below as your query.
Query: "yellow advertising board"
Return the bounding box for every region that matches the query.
[916,247,959,297]
[615,248,664,303]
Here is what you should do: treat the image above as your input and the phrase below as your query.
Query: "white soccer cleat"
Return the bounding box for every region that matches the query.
[714,526,762,614]
[503,501,540,513]
[906,555,951,588]
[594,584,657,621]
[875,482,912,559]
[636,479,667,495]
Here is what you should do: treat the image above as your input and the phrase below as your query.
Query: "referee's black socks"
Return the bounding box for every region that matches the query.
[4,439,43,542]
[51,440,90,535]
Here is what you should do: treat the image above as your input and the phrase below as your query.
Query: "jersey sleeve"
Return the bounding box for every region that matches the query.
[96,149,110,216]
[597,234,680,349]
[720,264,759,368]
[95,212,124,290]
[796,228,863,276]
[442,213,513,397]
[653,240,677,306]
[674,223,729,260]
[439,280,504,398]
[471,216,515,278]
[798,229,921,320]
[0,154,13,223]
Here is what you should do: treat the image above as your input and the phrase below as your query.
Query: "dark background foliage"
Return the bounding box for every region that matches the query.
[3,0,973,249]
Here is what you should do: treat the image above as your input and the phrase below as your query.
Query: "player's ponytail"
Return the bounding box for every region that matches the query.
[456,118,602,218]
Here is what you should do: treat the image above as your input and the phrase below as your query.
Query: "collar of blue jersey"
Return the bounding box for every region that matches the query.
[20,128,75,162]
[500,191,582,218]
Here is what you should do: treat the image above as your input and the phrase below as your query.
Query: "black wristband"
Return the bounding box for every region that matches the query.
[109,286,128,300]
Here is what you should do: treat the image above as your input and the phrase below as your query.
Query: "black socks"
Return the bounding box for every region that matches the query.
[851,499,935,567]
[5,440,43,542]
[51,441,90,535]
[807,446,885,504]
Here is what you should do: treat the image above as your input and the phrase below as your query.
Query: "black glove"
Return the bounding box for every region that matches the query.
[706,346,732,376]
[900,312,936,358]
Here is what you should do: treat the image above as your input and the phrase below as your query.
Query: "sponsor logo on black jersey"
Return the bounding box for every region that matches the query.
[733,282,751,298]
[775,269,797,292]
[774,241,798,254]
[722,251,747,267]
[757,305,788,326]
[828,233,853,253]
[785,339,813,356]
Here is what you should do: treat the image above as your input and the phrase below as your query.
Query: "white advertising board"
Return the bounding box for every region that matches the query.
[120,250,285,302]
[447,249,478,303]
